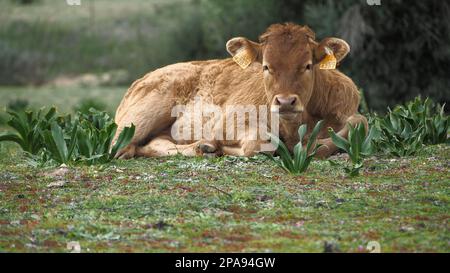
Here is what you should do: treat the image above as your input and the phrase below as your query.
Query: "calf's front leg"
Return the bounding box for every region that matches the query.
[315,114,368,159]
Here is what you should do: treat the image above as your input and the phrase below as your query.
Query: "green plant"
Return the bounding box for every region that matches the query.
[370,97,448,157]
[425,105,449,145]
[41,121,78,164]
[0,113,7,126]
[329,123,377,177]
[0,107,135,165]
[359,89,370,115]
[263,120,323,175]
[74,98,107,115]
[371,112,425,157]
[7,99,29,112]
[75,109,135,164]
[391,97,448,145]
[0,107,57,154]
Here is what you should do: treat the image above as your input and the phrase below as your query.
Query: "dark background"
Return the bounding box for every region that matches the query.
[1,0,449,112]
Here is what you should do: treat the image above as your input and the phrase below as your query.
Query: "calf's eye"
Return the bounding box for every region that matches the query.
[263,65,270,72]
[305,64,312,70]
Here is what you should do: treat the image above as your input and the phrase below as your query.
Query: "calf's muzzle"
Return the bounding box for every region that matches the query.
[272,94,303,113]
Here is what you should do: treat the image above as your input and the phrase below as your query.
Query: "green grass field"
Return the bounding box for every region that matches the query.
[0,0,205,85]
[0,87,449,253]
[0,86,125,115]
[0,142,448,253]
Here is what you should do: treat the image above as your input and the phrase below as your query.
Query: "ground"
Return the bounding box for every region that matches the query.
[0,87,449,253]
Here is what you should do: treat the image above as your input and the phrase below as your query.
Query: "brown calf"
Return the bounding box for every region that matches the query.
[114,23,367,159]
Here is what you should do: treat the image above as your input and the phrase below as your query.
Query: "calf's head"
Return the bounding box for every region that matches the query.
[227,23,350,118]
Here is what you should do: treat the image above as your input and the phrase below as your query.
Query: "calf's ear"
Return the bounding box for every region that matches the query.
[226,37,262,69]
[314,38,350,64]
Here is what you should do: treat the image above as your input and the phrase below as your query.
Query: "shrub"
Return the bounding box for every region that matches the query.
[301,0,450,111]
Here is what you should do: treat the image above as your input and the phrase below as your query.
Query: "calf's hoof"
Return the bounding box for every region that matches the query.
[198,142,217,154]
[115,144,136,160]
[315,144,332,159]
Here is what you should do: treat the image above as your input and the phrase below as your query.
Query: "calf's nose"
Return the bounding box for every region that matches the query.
[274,95,297,106]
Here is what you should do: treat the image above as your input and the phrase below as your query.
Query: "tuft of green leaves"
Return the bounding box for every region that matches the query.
[0,107,57,154]
[371,112,424,157]
[392,97,448,145]
[75,109,135,164]
[42,121,78,164]
[263,120,323,175]
[329,123,377,177]
[370,97,448,157]
[0,107,135,165]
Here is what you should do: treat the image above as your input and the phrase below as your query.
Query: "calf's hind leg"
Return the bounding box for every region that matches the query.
[135,135,209,157]
[114,91,176,159]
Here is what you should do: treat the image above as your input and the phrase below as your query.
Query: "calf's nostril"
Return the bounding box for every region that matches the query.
[290,97,297,105]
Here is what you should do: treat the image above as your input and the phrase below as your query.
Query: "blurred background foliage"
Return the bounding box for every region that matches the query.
[1,0,449,111]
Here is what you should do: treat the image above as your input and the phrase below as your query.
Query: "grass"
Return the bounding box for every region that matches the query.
[0,86,125,115]
[0,0,198,85]
[0,86,449,253]
[0,140,448,253]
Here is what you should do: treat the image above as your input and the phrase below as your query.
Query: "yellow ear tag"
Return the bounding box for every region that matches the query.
[319,51,337,70]
[233,49,255,69]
